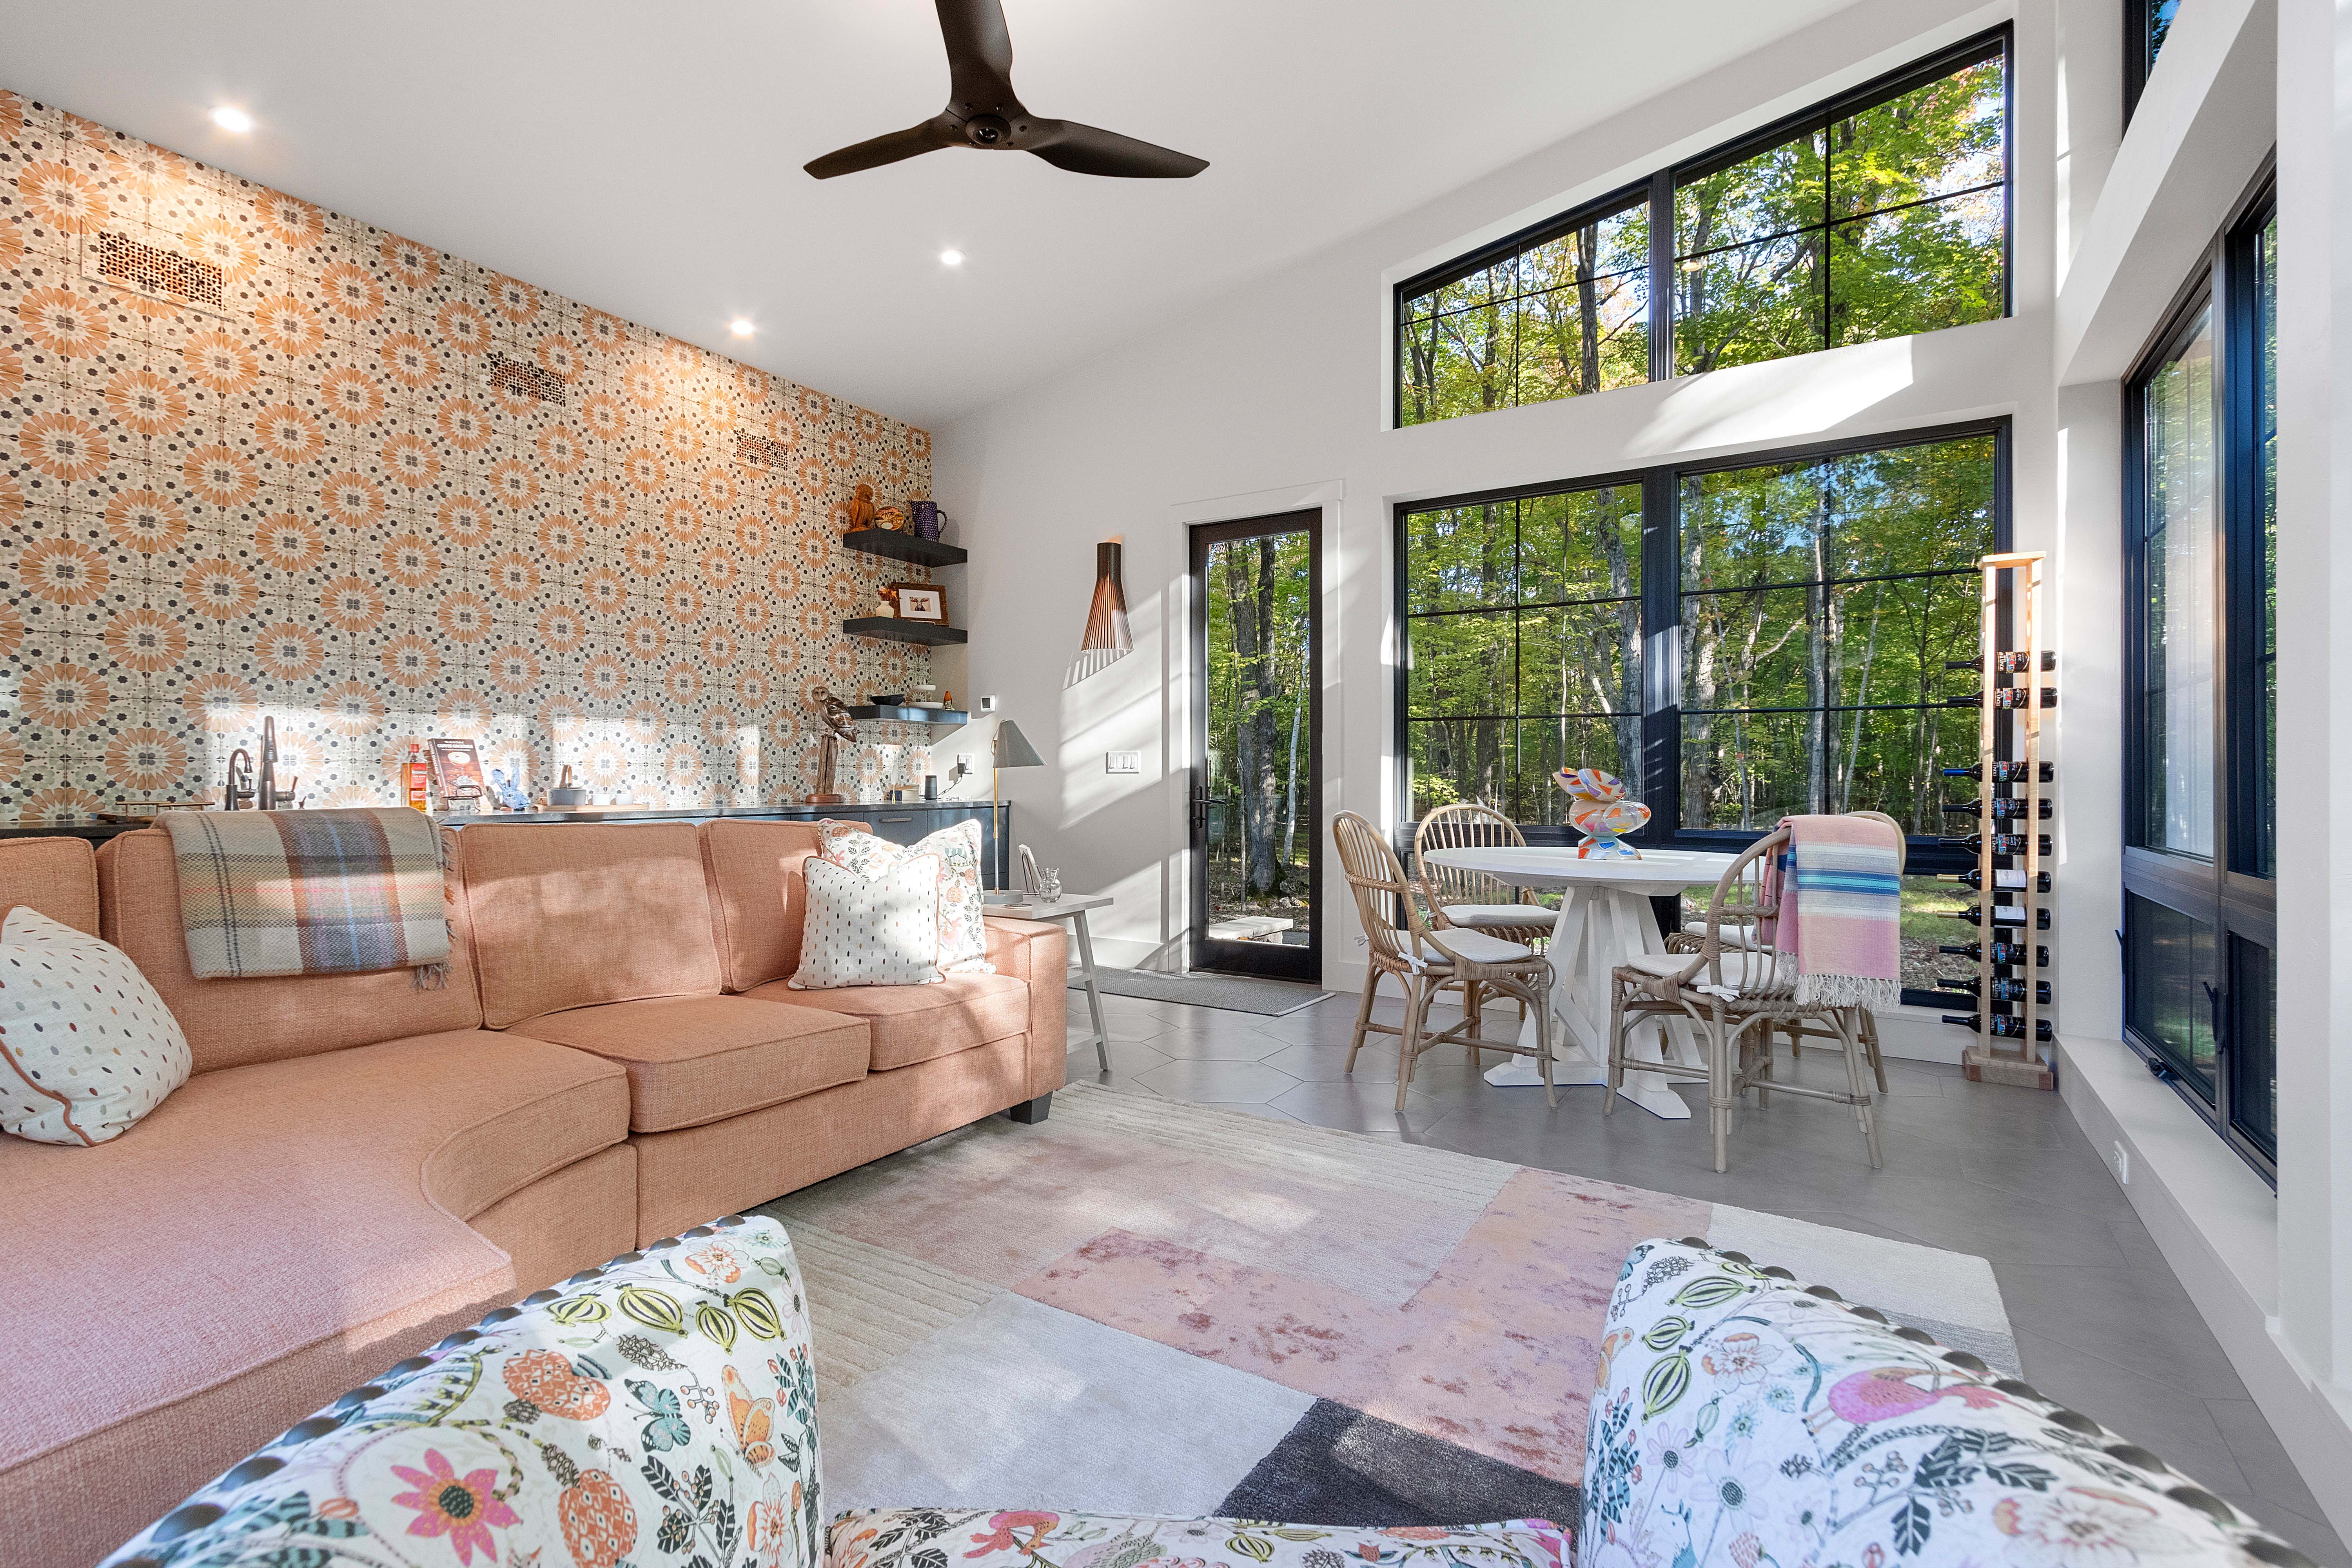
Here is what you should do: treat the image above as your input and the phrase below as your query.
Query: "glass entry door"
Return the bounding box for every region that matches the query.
[1190,511,1321,982]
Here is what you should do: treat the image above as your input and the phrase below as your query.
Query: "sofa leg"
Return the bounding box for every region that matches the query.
[1007,1093,1053,1124]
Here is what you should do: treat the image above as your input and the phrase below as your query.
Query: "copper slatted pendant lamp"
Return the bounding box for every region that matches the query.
[1068,539,1132,686]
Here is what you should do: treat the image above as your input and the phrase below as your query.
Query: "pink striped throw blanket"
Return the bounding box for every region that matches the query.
[1759,813,1903,1009]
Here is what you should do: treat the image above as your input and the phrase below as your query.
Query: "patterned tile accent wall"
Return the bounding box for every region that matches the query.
[0,89,940,822]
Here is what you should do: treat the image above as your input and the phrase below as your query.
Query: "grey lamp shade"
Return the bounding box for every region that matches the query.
[1067,540,1132,686]
[994,719,1045,769]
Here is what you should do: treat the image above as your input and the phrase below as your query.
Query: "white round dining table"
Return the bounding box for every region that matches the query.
[1419,845,1738,1121]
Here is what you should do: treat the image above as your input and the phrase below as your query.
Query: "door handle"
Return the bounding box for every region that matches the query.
[2203,980,2226,1048]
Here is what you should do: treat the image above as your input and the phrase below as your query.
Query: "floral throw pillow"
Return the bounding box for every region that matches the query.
[832,1510,1567,1568]
[1582,1239,2304,1568]
[102,1214,822,1568]
[0,905,190,1145]
[816,819,992,973]
[788,854,946,989]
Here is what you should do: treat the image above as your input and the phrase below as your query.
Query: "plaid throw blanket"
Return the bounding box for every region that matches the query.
[1759,813,1902,1009]
[157,808,451,981]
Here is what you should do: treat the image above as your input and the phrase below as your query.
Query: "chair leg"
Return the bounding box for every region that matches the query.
[1861,1007,1888,1094]
[1396,971,1427,1113]
[1604,982,1626,1116]
[1757,1031,1773,1108]
[1464,979,1483,1068]
[1840,1009,1884,1168]
[1786,1019,1802,1058]
[1346,964,1381,1071]
[1710,1004,1733,1173]
[1535,978,1557,1109]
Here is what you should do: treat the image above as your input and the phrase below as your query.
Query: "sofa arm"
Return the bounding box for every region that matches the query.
[1583,1239,2309,1568]
[102,1216,823,1568]
[986,915,1068,1099]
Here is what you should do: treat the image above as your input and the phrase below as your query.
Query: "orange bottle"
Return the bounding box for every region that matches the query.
[403,745,431,812]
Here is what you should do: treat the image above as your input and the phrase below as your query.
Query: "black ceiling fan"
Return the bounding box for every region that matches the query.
[804,0,1208,181]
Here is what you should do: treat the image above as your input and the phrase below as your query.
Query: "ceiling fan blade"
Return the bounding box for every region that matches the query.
[804,117,960,180]
[936,0,1019,113]
[1022,119,1208,179]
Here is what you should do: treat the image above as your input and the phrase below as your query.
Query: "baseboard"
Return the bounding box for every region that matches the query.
[2056,1032,2352,1544]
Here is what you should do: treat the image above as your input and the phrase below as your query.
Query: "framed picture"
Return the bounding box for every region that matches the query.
[891,582,946,623]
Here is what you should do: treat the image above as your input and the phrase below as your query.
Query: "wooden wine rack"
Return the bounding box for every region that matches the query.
[1965,550,2055,1089]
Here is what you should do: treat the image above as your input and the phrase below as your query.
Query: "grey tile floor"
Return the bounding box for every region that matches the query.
[1063,988,2350,1566]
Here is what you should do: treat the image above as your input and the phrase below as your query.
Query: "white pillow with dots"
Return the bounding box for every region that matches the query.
[0,905,190,1145]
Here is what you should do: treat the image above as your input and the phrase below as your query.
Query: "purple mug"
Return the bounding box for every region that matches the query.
[912,500,942,541]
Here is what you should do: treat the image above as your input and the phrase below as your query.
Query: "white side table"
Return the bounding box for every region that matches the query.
[984,893,1115,1070]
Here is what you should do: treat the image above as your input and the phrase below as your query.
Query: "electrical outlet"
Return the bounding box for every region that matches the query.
[1106,750,1142,775]
[978,695,998,713]
[2111,1140,2130,1185]
[956,753,976,770]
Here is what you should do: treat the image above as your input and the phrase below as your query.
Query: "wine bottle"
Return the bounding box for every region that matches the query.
[1939,868,2052,891]
[1943,760,2054,784]
[1940,940,2049,966]
[1950,904,2053,930]
[1940,797,2054,821]
[1940,832,2052,856]
[1944,652,2056,673]
[1984,976,2053,1004]
[1944,688,2058,710]
[1941,1012,2054,1042]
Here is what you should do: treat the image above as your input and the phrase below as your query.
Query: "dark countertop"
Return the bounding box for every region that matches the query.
[0,799,1000,841]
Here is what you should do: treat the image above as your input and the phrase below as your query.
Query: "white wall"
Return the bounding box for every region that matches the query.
[935,0,2047,987]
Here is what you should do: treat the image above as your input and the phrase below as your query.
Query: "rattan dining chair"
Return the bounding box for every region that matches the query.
[1606,823,1884,1172]
[1412,803,1555,1054]
[1333,811,1555,1111]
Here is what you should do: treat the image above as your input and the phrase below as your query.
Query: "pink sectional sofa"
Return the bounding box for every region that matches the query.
[0,818,1067,1568]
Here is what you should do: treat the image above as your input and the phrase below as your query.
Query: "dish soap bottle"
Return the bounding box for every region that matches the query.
[403,745,431,812]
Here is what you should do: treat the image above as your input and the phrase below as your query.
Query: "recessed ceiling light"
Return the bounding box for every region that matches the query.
[939,249,965,267]
[209,105,254,133]
[729,318,755,338]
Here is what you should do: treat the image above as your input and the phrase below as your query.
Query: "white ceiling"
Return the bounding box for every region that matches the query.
[0,0,1856,430]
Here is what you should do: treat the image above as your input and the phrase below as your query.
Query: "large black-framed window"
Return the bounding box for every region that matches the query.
[1395,27,2010,426]
[1397,419,2007,1007]
[2123,0,2182,123]
[2121,160,2278,1181]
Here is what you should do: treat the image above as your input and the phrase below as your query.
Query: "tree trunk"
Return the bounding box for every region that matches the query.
[1577,224,1602,396]
[1224,540,1283,897]
[1281,642,1303,867]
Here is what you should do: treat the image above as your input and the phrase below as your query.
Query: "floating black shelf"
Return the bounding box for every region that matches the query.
[841,528,967,568]
[848,705,970,727]
[841,617,968,646]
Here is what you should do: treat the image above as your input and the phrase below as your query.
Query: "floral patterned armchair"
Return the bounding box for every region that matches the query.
[1581,1238,2314,1568]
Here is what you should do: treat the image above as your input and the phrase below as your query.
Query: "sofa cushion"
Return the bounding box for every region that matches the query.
[1582,1239,2307,1568]
[0,905,190,1145]
[700,817,848,993]
[98,827,485,1073]
[0,833,99,935]
[100,1215,820,1568]
[788,853,947,990]
[750,967,1028,1071]
[508,993,869,1131]
[0,1029,630,1568]
[455,821,723,1027]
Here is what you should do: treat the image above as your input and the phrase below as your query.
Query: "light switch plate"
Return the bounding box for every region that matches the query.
[1106,750,1142,775]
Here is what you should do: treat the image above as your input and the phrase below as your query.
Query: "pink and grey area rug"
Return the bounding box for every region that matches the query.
[757,1083,2015,1527]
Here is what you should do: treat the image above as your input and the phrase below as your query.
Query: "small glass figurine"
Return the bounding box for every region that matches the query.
[1036,867,1063,902]
[1553,766,1650,859]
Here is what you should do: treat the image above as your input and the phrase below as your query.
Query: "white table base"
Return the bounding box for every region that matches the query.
[1481,884,1704,1120]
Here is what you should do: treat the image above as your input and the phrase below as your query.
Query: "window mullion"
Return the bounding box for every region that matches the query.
[1649,169,1675,385]
[1640,468,1681,835]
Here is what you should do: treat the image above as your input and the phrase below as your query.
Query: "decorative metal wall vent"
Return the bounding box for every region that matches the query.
[91,232,224,310]
[736,432,794,471]
[488,352,566,405]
